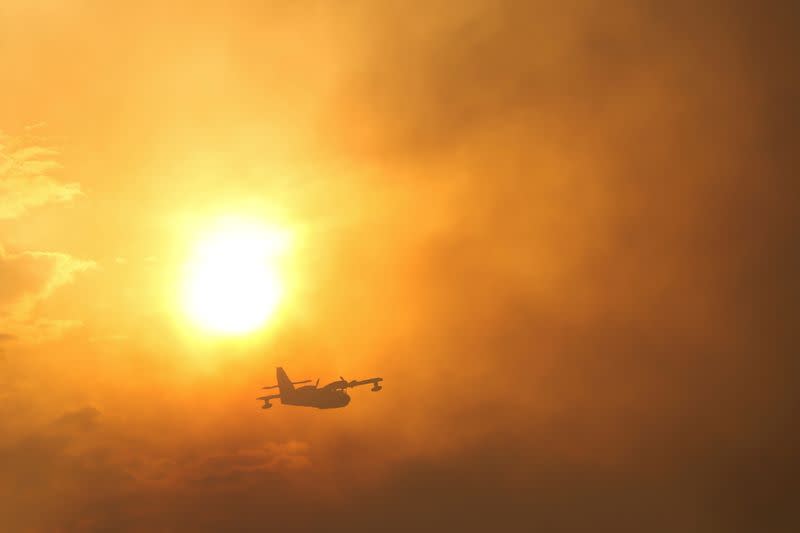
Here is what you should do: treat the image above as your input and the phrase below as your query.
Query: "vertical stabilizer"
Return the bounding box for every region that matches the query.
[276,367,294,395]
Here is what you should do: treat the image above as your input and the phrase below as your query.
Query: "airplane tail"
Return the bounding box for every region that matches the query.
[276,367,294,395]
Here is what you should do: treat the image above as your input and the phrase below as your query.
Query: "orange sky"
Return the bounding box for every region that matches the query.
[1,1,797,531]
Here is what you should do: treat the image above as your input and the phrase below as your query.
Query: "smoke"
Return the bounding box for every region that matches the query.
[0,1,796,531]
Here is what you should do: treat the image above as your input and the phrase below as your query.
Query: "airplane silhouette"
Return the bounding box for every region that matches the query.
[257,367,383,409]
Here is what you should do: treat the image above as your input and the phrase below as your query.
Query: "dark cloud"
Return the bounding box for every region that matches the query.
[321,1,798,530]
[0,407,321,531]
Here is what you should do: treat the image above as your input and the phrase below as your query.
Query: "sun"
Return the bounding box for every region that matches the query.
[181,217,290,335]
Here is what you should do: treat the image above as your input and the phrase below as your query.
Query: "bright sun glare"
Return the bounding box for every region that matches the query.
[182,217,290,335]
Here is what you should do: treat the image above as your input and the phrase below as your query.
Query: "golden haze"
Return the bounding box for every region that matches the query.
[0,1,797,531]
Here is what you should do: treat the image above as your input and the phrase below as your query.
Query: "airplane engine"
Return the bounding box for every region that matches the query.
[371,384,382,392]
[262,401,272,409]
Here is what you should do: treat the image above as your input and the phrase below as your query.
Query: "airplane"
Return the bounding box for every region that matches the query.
[257,367,383,409]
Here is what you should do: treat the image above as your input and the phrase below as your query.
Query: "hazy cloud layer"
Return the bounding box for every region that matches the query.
[0,407,321,531]
[0,1,796,531]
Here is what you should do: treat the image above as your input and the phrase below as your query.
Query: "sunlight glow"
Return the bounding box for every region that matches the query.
[181,217,291,335]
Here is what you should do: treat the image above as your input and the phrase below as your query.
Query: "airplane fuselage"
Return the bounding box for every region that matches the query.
[280,385,351,409]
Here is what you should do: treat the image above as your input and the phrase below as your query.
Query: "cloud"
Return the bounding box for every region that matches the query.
[0,245,95,340]
[0,246,95,314]
[0,405,318,532]
[49,405,102,433]
[7,318,85,343]
[185,440,312,490]
[0,128,90,341]
[0,129,82,219]
[0,406,134,531]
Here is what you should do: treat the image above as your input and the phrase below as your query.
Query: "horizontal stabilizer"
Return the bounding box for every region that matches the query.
[262,379,311,390]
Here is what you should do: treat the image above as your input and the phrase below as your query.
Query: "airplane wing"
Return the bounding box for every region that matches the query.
[324,376,384,391]
[256,393,281,401]
[347,377,383,390]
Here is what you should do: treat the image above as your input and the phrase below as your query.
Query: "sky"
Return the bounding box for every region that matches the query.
[1,1,797,531]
